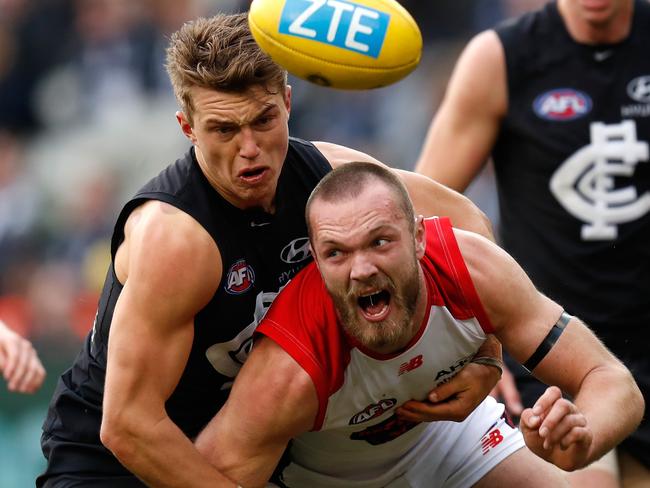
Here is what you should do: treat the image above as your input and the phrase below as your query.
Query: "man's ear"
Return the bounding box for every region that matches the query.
[414,215,426,259]
[309,242,320,271]
[176,111,197,143]
[284,85,292,116]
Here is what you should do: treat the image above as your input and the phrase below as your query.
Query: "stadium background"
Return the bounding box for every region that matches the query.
[0,0,544,484]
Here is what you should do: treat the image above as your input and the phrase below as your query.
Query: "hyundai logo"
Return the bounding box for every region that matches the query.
[627,76,650,103]
[280,237,311,264]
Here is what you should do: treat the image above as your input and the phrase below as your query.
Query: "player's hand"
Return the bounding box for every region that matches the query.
[489,365,524,418]
[519,386,592,471]
[396,360,501,423]
[0,323,46,393]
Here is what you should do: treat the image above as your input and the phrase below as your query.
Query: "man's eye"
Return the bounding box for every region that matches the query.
[373,239,389,247]
[326,249,340,258]
[254,115,275,128]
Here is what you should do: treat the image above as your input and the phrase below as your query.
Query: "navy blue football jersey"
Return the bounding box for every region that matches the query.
[38,138,331,483]
[494,0,650,465]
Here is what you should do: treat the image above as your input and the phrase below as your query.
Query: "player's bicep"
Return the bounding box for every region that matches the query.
[196,337,318,486]
[104,204,221,416]
[457,230,617,397]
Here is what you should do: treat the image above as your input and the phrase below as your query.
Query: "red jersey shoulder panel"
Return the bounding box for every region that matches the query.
[422,218,494,333]
[256,262,351,430]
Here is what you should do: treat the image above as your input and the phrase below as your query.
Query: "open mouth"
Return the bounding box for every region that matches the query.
[357,290,391,321]
[239,167,268,183]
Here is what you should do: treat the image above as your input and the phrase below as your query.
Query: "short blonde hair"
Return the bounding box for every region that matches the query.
[165,13,287,123]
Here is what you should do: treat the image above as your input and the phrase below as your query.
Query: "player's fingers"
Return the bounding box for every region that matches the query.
[538,399,579,449]
[531,385,562,418]
[426,376,469,404]
[396,404,429,423]
[559,425,592,451]
[6,338,31,391]
[397,397,469,422]
[519,407,541,430]
[542,412,586,447]
[15,355,46,393]
[3,340,22,383]
[519,408,546,452]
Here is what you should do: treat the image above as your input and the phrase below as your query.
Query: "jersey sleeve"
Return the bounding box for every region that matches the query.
[256,262,350,430]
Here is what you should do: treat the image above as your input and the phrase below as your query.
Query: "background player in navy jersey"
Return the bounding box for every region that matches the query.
[36,12,504,488]
[0,318,45,394]
[194,162,643,488]
[415,0,650,486]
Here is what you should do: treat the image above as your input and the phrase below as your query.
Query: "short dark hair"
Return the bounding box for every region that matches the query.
[306,162,415,237]
[165,13,288,123]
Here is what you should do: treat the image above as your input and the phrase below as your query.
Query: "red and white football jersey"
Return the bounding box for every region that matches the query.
[257,218,522,487]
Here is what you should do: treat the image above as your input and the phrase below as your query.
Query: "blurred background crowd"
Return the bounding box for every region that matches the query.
[0,0,545,484]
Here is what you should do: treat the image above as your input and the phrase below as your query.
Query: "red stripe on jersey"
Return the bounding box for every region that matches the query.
[425,217,494,333]
[256,263,351,431]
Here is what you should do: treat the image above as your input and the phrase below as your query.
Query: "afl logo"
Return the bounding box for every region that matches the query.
[280,237,311,264]
[225,259,255,295]
[533,88,592,121]
[349,398,397,425]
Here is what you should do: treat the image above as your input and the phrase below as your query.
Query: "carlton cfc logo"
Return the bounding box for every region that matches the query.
[225,259,255,295]
[533,88,592,121]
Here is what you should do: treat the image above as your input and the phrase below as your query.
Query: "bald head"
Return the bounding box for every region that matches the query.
[306,162,415,239]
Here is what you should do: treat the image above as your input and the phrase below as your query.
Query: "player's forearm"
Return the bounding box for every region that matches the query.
[197,438,281,488]
[101,414,237,487]
[572,363,643,466]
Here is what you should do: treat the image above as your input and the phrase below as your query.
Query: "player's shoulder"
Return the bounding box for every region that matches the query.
[451,227,521,295]
[123,200,221,278]
[311,141,381,169]
[424,220,503,281]
[451,227,496,257]
[128,200,210,243]
[451,29,505,89]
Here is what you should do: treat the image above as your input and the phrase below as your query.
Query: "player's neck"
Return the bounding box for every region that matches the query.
[559,0,633,45]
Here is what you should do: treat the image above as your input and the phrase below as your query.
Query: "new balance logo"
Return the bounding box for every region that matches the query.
[398,354,423,376]
[481,428,504,454]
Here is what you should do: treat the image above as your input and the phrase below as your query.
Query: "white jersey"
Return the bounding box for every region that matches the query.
[258,218,524,487]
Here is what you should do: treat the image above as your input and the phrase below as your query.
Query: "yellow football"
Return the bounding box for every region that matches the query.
[248,0,422,90]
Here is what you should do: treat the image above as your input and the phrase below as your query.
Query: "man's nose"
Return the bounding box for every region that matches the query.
[238,127,261,159]
[349,252,378,282]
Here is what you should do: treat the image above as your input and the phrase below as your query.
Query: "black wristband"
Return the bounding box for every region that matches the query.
[522,311,572,373]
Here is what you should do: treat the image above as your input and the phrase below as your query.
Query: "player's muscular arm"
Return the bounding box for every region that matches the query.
[196,337,318,488]
[456,229,644,470]
[415,30,507,192]
[101,201,236,487]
